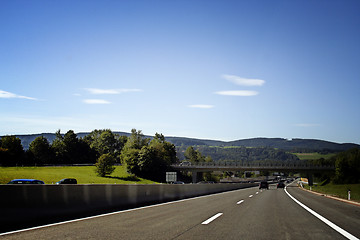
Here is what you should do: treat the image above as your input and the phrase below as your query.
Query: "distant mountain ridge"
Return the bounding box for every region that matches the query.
[2,132,359,152]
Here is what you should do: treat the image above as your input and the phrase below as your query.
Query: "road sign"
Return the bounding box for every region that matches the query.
[166,172,177,183]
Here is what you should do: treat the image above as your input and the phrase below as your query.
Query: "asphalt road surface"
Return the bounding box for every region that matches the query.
[1,182,359,240]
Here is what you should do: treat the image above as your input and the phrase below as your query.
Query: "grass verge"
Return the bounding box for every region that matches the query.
[0,166,158,184]
[303,182,360,202]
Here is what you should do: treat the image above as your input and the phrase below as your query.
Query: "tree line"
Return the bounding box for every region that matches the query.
[0,129,178,181]
[2,129,358,184]
[176,145,299,164]
[306,148,360,184]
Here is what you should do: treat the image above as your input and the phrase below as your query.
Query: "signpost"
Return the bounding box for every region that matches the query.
[166,172,177,183]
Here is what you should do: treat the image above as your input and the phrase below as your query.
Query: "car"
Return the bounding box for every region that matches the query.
[277,182,285,188]
[7,179,45,184]
[56,178,77,184]
[179,161,191,166]
[259,181,269,189]
[172,181,185,184]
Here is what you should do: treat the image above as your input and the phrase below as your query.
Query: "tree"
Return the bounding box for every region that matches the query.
[51,130,96,164]
[184,146,198,163]
[51,130,66,163]
[184,146,207,164]
[126,129,149,150]
[151,133,178,165]
[333,148,360,184]
[121,130,178,181]
[121,129,149,175]
[29,136,54,165]
[0,136,24,166]
[136,134,178,181]
[121,147,141,176]
[84,129,127,162]
[95,153,116,177]
[63,130,79,163]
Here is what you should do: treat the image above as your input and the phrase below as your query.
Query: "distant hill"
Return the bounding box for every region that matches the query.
[1,132,359,152]
[224,138,360,152]
[165,136,359,152]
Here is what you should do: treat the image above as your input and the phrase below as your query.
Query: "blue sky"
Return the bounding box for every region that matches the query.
[1,0,359,144]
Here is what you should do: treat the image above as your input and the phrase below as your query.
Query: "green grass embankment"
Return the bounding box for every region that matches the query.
[0,166,157,184]
[303,182,360,202]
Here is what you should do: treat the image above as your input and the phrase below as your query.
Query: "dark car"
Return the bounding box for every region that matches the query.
[259,181,269,189]
[7,179,45,184]
[172,181,185,184]
[277,182,285,188]
[56,178,77,184]
[179,161,191,166]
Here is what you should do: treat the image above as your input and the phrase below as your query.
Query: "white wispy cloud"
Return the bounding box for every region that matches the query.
[215,90,259,96]
[0,90,37,100]
[85,88,143,94]
[188,104,214,109]
[222,75,265,86]
[83,99,111,104]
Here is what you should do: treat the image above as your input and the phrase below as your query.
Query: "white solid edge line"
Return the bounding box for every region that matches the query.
[201,213,223,225]
[284,186,359,240]
[0,187,257,236]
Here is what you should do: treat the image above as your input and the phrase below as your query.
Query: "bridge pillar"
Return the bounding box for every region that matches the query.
[192,171,198,183]
[307,173,313,186]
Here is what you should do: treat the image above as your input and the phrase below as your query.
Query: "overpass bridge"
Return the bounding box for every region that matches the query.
[170,162,335,184]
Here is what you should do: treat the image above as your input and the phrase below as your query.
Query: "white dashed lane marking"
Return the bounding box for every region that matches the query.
[237,200,244,205]
[201,213,223,225]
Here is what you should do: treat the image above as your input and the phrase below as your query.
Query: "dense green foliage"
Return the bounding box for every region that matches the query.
[120,130,177,181]
[184,146,212,163]
[334,148,360,184]
[178,146,299,163]
[83,129,127,162]
[51,130,97,164]
[9,134,360,153]
[1,130,359,183]
[0,136,24,166]
[29,136,55,165]
[0,129,177,182]
[95,153,116,177]
[306,148,360,184]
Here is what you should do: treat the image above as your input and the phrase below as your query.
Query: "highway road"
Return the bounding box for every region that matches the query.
[1,182,359,240]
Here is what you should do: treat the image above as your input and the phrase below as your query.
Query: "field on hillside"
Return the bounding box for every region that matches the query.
[0,166,157,184]
[294,152,336,160]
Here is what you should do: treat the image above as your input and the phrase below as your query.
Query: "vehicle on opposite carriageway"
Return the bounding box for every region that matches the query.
[56,178,77,184]
[259,181,269,189]
[7,179,45,184]
[277,181,285,188]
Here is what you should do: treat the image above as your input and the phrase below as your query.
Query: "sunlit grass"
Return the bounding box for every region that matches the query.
[303,182,360,202]
[294,152,336,160]
[0,166,157,184]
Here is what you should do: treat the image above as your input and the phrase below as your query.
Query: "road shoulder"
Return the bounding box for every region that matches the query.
[297,183,360,207]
